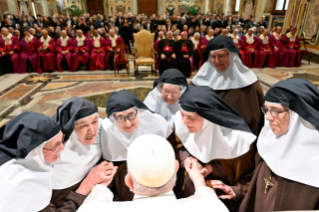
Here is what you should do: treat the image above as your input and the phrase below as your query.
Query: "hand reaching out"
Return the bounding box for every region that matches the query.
[211,180,236,200]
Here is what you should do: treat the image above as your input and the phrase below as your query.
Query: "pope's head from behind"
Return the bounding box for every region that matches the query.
[124,134,179,196]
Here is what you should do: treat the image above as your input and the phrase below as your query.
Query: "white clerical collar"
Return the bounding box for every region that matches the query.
[133,190,175,201]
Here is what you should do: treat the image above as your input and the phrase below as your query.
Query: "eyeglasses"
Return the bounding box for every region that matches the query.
[211,53,229,61]
[161,89,181,96]
[261,106,288,118]
[43,142,62,153]
[114,111,138,123]
[43,134,65,153]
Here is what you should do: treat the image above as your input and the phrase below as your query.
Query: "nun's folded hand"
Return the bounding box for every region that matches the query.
[211,180,236,200]
[76,161,116,196]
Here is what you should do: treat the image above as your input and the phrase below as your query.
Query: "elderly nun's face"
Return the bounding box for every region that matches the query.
[180,108,204,133]
[210,49,230,71]
[263,102,290,135]
[161,84,182,106]
[74,113,99,145]
[43,131,65,163]
[114,108,139,133]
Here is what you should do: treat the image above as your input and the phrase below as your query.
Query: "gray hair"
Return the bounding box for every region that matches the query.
[55,29,61,34]
[166,31,173,36]
[194,32,200,37]
[132,173,177,197]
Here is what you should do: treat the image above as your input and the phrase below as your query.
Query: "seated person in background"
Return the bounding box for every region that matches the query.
[71,30,90,71]
[0,27,20,74]
[200,29,213,53]
[191,32,202,69]
[144,69,187,127]
[19,30,39,73]
[241,28,259,68]
[38,29,57,73]
[284,27,301,67]
[257,29,279,69]
[175,31,194,77]
[105,29,124,70]
[89,29,106,70]
[56,30,73,72]
[77,134,229,212]
[157,31,176,75]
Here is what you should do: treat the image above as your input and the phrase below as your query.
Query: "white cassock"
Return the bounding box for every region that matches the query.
[77,185,229,212]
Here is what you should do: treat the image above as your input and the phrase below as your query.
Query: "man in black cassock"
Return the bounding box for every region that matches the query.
[175,31,194,77]
[157,32,176,75]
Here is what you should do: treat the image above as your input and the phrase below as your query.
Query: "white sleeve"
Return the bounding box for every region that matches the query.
[194,186,219,199]
[83,184,113,204]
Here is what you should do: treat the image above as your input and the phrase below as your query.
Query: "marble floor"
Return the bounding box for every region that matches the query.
[1,60,319,127]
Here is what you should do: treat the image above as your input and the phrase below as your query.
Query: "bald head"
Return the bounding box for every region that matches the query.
[276,27,282,34]
[77,30,83,37]
[181,31,187,40]
[42,29,48,38]
[221,29,227,35]
[208,29,213,36]
[1,27,9,36]
[109,29,115,37]
[248,28,253,36]
[61,30,67,38]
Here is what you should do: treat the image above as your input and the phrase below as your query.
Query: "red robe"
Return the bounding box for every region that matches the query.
[257,35,279,68]
[241,34,259,68]
[37,37,57,73]
[0,34,20,73]
[284,34,301,67]
[71,36,90,72]
[19,36,38,73]
[200,35,213,53]
[231,36,246,64]
[56,37,74,72]
[268,33,289,67]
[89,36,106,70]
[105,36,124,69]
[191,38,203,69]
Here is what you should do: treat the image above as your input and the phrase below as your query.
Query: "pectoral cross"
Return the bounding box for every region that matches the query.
[264,176,274,194]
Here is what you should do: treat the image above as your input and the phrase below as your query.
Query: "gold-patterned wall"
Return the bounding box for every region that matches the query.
[164,0,205,15]
[108,0,133,15]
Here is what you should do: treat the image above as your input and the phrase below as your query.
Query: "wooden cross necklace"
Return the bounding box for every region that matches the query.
[264,170,274,194]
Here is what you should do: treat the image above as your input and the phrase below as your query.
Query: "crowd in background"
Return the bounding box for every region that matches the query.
[0,10,301,76]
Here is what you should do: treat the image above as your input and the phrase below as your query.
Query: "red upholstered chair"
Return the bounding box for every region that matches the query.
[113,44,130,76]
[300,38,313,65]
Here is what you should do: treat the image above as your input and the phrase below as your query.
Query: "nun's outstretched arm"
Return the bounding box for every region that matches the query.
[40,192,86,212]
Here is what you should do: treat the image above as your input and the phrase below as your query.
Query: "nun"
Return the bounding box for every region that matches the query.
[173,86,256,203]
[49,97,106,211]
[238,79,319,211]
[0,112,63,212]
[191,35,264,136]
[144,69,188,127]
[101,90,172,201]
[191,35,264,199]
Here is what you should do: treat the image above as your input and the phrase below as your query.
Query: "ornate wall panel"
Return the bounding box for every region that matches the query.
[164,0,204,15]
[108,0,133,14]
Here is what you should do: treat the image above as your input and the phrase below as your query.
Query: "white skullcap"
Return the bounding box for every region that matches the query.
[127,134,175,188]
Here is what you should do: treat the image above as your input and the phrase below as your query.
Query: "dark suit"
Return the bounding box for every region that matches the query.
[212,20,222,29]
[115,17,123,29]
